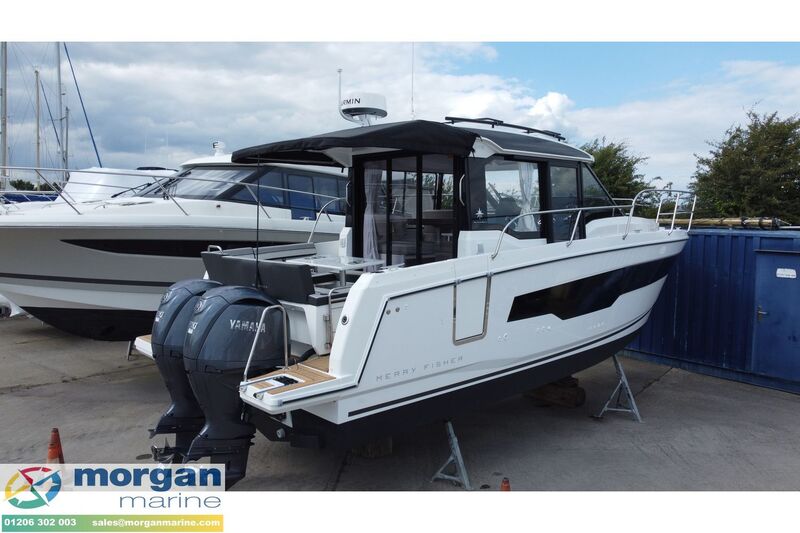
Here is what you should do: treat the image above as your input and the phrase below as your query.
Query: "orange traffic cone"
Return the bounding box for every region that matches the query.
[46,428,64,464]
[500,477,511,491]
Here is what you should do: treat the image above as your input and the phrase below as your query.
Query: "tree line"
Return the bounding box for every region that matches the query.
[582,111,800,224]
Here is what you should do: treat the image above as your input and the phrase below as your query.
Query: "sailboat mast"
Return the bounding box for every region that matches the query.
[56,42,65,173]
[64,106,69,170]
[34,68,40,182]
[1,42,7,185]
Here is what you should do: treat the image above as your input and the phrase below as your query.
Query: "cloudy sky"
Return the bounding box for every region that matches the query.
[3,42,800,187]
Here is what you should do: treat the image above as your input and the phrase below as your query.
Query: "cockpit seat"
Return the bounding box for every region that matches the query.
[202,243,316,286]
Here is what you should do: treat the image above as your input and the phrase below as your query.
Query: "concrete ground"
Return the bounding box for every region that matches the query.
[1,316,799,490]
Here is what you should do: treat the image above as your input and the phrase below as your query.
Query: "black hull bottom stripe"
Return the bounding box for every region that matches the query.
[62,239,282,258]
[23,307,156,341]
[347,308,651,417]
[0,272,174,287]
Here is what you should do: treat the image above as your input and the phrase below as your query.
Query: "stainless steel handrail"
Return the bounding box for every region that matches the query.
[34,169,82,215]
[623,188,696,239]
[325,285,349,350]
[566,210,582,247]
[1,165,178,216]
[490,188,698,260]
[307,197,346,244]
[242,182,271,219]
[153,175,189,216]
[490,204,629,260]
[240,304,290,390]
[0,165,176,180]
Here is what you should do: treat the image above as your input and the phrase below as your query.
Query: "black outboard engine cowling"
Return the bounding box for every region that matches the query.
[182,285,287,488]
[150,279,221,462]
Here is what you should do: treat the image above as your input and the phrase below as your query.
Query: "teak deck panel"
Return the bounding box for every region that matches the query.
[252,356,333,394]
[302,356,330,373]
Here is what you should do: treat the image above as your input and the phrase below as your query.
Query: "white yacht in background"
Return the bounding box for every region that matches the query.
[0,166,177,317]
[0,153,347,340]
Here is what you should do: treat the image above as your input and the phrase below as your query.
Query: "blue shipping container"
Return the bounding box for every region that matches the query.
[626,228,800,394]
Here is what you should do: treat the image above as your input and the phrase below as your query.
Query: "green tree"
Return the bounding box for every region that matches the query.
[691,111,800,223]
[9,179,35,191]
[580,138,651,199]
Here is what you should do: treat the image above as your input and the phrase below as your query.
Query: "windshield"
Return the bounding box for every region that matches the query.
[140,167,258,200]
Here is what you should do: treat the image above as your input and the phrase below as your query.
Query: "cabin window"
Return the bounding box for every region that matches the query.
[227,168,347,214]
[229,169,285,207]
[580,164,615,224]
[143,167,256,200]
[313,175,345,215]
[287,174,316,220]
[548,165,579,241]
[469,157,543,239]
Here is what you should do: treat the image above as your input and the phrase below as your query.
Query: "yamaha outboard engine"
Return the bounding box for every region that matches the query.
[150,279,221,461]
[182,286,287,488]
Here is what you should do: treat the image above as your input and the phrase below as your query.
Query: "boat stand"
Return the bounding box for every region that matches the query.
[125,340,137,361]
[431,421,472,490]
[594,354,642,422]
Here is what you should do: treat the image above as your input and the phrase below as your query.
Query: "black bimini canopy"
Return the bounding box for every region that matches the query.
[231,120,480,167]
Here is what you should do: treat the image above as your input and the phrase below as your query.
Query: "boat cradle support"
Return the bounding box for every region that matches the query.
[593,354,642,422]
[431,421,472,490]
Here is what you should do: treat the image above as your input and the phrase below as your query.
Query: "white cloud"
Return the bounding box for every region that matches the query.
[4,44,800,192]
[568,60,800,187]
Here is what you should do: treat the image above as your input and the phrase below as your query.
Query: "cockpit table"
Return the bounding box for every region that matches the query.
[284,255,386,286]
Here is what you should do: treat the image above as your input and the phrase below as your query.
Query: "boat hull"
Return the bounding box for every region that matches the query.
[0,224,337,340]
[249,322,642,449]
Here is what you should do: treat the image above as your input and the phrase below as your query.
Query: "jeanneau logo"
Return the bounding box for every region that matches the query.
[4,467,61,509]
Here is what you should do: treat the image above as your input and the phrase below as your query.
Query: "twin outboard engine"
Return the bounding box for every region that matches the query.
[150,279,289,487]
[182,286,288,487]
[150,279,221,460]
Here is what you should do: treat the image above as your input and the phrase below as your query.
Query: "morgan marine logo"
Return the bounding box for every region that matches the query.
[4,467,62,509]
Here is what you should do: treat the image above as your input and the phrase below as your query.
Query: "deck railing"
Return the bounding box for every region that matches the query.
[490,188,698,260]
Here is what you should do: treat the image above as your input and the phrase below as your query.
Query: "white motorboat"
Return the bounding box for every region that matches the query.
[145,118,695,486]
[0,154,347,340]
[0,167,176,318]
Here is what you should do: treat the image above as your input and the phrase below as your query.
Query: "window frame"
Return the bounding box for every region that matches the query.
[352,151,464,265]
